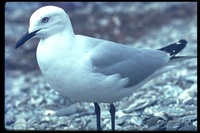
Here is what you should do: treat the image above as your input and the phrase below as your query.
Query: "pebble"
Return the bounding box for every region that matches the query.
[178,124,196,131]
[166,120,182,130]
[162,98,176,106]
[183,105,197,113]
[116,110,131,118]
[101,110,111,119]
[163,85,183,98]
[37,122,48,130]
[64,124,77,130]
[130,116,143,127]
[13,119,27,130]
[86,119,97,130]
[144,106,186,118]
[166,107,186,117]
[123,98,157,112]
[104,123,121,130]
[134,99,157,111]
[5,113,15,126]
[58,117,71,126]
[146,116,160,127]
[148,125,160,130]
[178,84,197,104]
[55,104,81,116]
[179,114,197,122]
[30,96,44,106]
[192,121,197,128]
[115,118,125,126]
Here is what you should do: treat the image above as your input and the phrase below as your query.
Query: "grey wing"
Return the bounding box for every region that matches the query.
[89,41,170,87]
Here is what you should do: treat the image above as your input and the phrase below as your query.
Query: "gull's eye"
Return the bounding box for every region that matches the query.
[42,17,49,23]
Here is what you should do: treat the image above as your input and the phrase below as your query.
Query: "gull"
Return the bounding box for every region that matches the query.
[15,6,196,130]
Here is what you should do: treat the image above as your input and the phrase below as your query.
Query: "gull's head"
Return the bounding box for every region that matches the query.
[15,6,74,49]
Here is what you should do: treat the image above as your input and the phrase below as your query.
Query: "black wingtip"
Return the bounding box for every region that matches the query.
[158,39,187,57]
[178,39,187,45]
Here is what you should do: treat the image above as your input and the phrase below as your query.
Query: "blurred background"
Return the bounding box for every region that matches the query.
[5,2,197,130]
[5,2,197,73]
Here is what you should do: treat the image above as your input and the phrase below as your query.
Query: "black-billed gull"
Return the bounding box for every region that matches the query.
[15,6,196,130]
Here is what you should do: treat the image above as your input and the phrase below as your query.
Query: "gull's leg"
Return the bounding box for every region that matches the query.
[109,103,116,131]
[94,102,101,131]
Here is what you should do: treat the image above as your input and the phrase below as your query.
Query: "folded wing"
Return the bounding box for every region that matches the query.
[89,41,170,87]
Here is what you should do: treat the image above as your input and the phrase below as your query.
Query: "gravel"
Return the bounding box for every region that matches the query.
[5,2,197,131]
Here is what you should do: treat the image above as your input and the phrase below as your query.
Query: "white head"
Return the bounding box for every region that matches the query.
[29,6,74,38]
[15,6,74,49]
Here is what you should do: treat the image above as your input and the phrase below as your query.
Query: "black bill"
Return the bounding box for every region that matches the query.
[15,30,39,49]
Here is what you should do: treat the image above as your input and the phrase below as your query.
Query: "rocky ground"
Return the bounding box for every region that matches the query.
[5,2,197,131]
